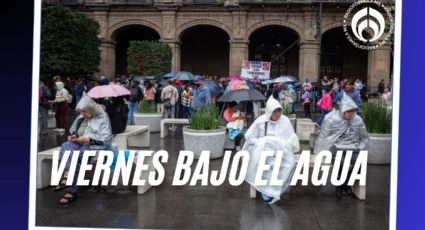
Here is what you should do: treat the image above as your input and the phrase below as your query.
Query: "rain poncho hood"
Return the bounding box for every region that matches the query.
[314,93,369,153]
[55,81,65,90]
[70,93,112,146]
[243,96,300,200]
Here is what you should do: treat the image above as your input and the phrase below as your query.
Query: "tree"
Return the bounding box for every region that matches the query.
[127,40,172,76]
[41,5,101,77]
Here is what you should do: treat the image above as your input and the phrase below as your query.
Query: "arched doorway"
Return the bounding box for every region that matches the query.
[321,27,368,81]
[180,26,230,78]
[248,26,300,78]
[113,25,160,76]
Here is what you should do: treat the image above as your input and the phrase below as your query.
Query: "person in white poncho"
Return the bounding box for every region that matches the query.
[243,96,300,204]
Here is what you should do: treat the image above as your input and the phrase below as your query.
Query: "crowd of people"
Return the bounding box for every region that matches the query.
[38,73,393,205]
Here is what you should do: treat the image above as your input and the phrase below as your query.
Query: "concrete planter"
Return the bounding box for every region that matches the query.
[296,118,316,141]
[368,133,392,164]
[183,126,226,159]
[288,114,296,129]
[309,133,318,150]
[134,113,162,133]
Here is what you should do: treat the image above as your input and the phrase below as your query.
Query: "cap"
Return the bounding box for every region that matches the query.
[194,75,204,81]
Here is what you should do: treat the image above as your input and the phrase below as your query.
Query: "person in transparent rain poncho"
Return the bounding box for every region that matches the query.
[243,96,300,204]
[314,92,369,198]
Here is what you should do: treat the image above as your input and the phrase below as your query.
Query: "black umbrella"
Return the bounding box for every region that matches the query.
[218,89,266,103]
[204,80,222,97]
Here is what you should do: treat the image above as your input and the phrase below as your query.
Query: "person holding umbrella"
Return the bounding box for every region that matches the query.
[191,76,211,110]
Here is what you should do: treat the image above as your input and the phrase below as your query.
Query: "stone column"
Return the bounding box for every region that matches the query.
[160,40,181,72]
[99,39,116,77]
[229,40,249,76]
[367,44,392,91]
[298,42,319,83]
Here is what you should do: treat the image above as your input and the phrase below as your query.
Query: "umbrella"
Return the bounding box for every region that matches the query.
[245,80,256,89]
[163,72,176,79]
[273,75,299,83]
[262,79,275,85]
[88,84,131,98]
[203,80,222,97]
[218,89,266,103]
[173,71,195,81]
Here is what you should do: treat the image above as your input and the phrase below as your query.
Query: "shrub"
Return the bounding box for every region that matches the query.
[281,103,291,117]
[189,106,220,130]
[139,101,157,113]
[361,99,392,133]
[41,5,100,77]
[127,41,172,76]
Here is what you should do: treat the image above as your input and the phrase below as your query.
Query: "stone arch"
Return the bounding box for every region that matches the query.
[247,19,304,42]
[108,19,162,41]
[176,19,233,41]
[321,21,343,34]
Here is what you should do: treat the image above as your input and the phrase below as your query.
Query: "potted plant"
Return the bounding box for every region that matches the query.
[361,99,392,164]
[282,103,296,128]
[134,101,163,132]
[183,106,226,159]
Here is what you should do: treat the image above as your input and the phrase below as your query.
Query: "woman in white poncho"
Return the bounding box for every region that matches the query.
[243,96,300,204]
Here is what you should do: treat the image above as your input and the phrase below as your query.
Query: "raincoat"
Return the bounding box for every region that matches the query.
[243,97,300,200]
[314,93,369,154]
[69,93,113,149]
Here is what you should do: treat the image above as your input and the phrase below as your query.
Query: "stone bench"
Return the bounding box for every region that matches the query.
[113,125,150,150]
[249,153,366,200]
[296,118,317,141]
[48,113,56,129]
[37,147,155,195]
[160,118,189,138]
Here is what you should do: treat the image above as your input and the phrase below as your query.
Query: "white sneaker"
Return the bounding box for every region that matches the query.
[53,128,59,132]
[235,146,241,151]
[57,128,65,133]
[268,197,280,205]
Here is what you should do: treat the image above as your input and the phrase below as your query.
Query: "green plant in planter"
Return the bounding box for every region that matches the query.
[189,106,220,130]
[281,103,291,117]
[361,99,392,133]
[139,101,158,113]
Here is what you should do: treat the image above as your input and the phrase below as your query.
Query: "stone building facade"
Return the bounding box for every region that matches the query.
[43,0,393,88]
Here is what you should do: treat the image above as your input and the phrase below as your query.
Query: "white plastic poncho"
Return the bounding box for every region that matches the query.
[314,92,369,154]
[243,97,300,199]
[69,93,113,148]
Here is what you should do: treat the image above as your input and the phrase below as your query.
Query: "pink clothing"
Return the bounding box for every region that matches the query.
[223,108,237,122]
[320,93,333,110]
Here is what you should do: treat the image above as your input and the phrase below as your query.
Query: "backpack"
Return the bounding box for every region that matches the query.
[107,104,128,134]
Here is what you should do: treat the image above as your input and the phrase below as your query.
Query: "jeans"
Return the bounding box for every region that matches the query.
[182,106,191,118]
[39,106,48,131]
[291,102,296,114]
[317,109,331,125]
[127,102,139,125]
[164,105,175,119]
[59,141,90,193]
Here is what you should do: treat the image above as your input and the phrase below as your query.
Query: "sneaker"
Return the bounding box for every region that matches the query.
[235,146,241,151]
[53,128,59,132]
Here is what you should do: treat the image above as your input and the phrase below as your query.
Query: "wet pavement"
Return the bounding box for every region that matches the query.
[36,108,391,229]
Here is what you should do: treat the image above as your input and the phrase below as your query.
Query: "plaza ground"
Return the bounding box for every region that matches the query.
[36,109,390,229]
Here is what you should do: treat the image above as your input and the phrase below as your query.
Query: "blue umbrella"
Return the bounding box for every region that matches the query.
[163,72,176,79]
[203,80,222,97]
[173,71,195,81]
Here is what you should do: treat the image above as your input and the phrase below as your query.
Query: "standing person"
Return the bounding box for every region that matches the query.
[339,78,348,92]
[301,86,312,118]
[155,83,164,114]
[39,81,52,136]
[316,87,333,126]
[73,78,85,106]
[332,78,340,99]
[174,80,183,118]
[127,80,143,125]
[382,86,392,107]
[335,80,361,109]
[143,82,156,106]
[161,79,179,118]
[191,76,212,110]
[321,76,331,96]
[354,79,363,94]
[278,83,293,109]
[49,81,71,134]
[388,79,393,92]
[105,96,128,134]
[378,79,386,94]
[243,96,300,204]
[181,82,192,118]
[54,94,112,205]
[288,84,297,114]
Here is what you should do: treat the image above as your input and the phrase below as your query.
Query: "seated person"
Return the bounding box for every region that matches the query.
[314,93,369,198]
[55,93,112,205]
[223,101,246,151]
[243,97,300,205]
